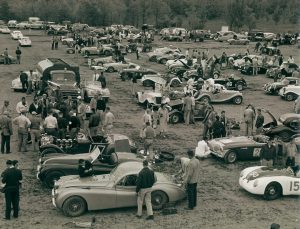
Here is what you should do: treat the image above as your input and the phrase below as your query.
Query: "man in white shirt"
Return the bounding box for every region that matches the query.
[92,69,100,81]
[44,110,58,137]
[13,108,31,152]
[195,137,211,159]
[288,55,295,64]
[175,157,190,179]
[104,107,115,134]
[16,97,28,114]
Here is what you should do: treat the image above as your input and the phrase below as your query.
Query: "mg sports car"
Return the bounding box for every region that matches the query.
[11,30,23,40]
[279,85,300,101]
[194,84,243,105]
[81,80,110,102]
[208,136,268,163]
[18,36,32,47]
[141,74,182,88]
[52,161,186,217]
[239,166,300,200]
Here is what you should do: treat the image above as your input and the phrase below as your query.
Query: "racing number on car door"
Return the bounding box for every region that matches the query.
[290,181,300,192]
[253,148,261,158]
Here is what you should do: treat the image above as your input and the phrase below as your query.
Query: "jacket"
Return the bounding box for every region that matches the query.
[136,167,155,193]
[0,115,13,136]
[2,167,22,189]
[184,157,200,184]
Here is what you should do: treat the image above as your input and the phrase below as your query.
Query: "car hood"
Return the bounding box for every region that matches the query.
[43,153,93,165]
[56,174,112,189]
[208,136,257,150]
[245,167,293,181]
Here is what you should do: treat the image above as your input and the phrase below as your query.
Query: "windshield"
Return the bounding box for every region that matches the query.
[90,147,101,163]
[110,166,126,182]
[281,78,289,84]
[50,72,76,84]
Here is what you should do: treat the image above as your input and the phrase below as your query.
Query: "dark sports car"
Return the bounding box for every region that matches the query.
[262,112,300,141]
[264,77,299,95]
[37,143,142,188]
[240,65,268,75]
[119,68,159,80]
[260,46,281,56]
[208,136,270,163]
[0,54,17,64]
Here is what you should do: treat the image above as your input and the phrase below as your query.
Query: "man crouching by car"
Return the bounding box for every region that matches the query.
[78,159,93,178]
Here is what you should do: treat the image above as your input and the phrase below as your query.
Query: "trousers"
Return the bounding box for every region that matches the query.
[1,134,11,153]
[137,188,153,216]
[5,188,19,219]
[18,128,28,151]
[187,183,197,209]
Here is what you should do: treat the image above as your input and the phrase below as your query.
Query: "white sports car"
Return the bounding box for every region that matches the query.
[103,62,140,73]
[0,26,10,34]
[11,30,23,40]
[239,166,300,200]
[18,37,32,47]
[11,71,38,91]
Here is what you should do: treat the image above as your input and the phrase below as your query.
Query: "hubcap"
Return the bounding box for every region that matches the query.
[70,202,81,212]
[235,97,241,104]
[228,152,236,162]
[269,187,276,195]
[153,195,162,205]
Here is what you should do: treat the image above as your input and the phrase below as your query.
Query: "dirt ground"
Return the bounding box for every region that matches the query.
[0,30,299,229]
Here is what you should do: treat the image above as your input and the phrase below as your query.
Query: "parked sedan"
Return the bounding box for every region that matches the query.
[18,36,32,47]
[227,38,250,45]
[52,161,186,217]
[208,136,268,163]
[11,30,23,40]
[239,166,300,200]
[264,77,299,95]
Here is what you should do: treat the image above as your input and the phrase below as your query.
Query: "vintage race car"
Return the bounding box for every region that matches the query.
[11,71,39,91]
[52,161,186,217]
[16,21,30,29]
[264,77,299,95]
[208,136,269,163]
[103,61,140,73]
[279,85,300,101]
[61,37,74,45]
[233,55,263,69]
[37,138,140,188]
[167,58,197,69]
[80,46,113,57]
[141,74,182,88]
[227,38,250,45]
[214,31,246,42]
[119,68,160,80]
[194,84,243,105]
[156,53,185,65]
[0,26,10,34]
[81,80,110,102]
[260,46,281,56]
[279,62,299,77]
[136,90,170,107]
[262,112,300,141]
[240,65,268,75]
[18,36,32,47]
[0,54,17,64]
[147,47,181,62]
[11,30,23,40]
[239,166,300,200]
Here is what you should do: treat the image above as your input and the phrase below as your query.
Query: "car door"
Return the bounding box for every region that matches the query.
[115,174,138,208]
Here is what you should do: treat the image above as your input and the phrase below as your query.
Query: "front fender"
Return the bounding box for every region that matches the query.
[40,144,65,153]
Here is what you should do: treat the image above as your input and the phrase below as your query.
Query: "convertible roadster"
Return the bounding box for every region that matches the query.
[194,84,243,105]
[52,161,186,217]
[263,77,299,95]
[81,80,110,102]
[103,61,140,73]
[208,136,269,163]
[141,74,182,88]
[239,166,300,200]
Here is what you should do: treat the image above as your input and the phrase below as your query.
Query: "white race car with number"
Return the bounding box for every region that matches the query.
[239,166,300,200]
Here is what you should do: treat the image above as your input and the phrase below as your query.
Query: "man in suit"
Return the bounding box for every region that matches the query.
[1,160,22,220]
[183,149,200,210]
[0,111,13,153]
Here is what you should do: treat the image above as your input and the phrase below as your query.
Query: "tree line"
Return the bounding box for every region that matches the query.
[0,0,298,31]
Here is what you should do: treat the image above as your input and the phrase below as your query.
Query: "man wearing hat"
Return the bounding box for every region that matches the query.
[0,111,13,154]
[29,111,42,151]
[1,100,12,115]
[13,108,31,152]
[1,160,22,220]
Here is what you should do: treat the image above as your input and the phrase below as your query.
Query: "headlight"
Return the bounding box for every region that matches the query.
[253,180,258,187]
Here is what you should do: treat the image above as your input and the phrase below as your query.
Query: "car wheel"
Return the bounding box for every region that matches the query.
[213,72,219,79]
[44,171,64,188]
[62,196,87,217]
[107,67,114,73]
[264,182,282,200]
[225,150,237,163]
[170,79,181,87]
[160,58,167,65]
[142,80,153,87]
[285,93,295,101]
[199,96,211,103]
[170,113,181,124]
[236,83,244,91]
[104,50,110,56]
[40,148,59,157]
[127,48,132,53]
[290,40,296,45]
[151,191,169,210]
[233,96,243,105]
